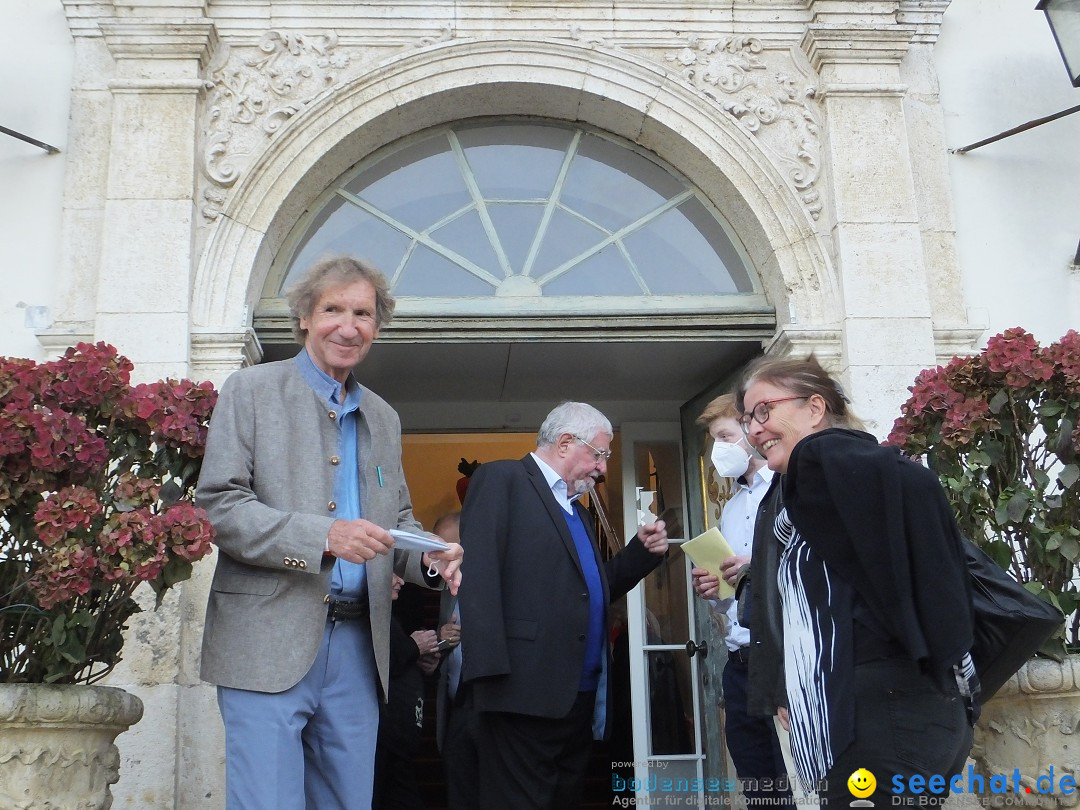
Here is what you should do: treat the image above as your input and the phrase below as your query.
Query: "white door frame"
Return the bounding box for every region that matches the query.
[620,421,707,805]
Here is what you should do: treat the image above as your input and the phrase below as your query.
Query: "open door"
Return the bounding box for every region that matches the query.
[679,372,747,795]
[619,421,707,804]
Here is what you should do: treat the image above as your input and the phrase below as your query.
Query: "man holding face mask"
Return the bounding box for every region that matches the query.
[691,394,794,810]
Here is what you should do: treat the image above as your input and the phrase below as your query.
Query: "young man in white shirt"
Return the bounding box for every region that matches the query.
[691,394,794,810]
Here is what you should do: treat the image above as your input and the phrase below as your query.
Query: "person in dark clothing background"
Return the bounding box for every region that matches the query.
[373,569,442,810]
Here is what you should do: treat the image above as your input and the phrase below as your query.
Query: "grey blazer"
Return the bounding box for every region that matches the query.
[196,357,431,697]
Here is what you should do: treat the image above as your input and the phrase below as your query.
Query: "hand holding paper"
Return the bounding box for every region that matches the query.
[681,527,737,599]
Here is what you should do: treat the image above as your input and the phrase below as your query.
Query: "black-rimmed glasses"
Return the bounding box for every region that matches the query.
[738,396,808,432]
[575,436,612,462]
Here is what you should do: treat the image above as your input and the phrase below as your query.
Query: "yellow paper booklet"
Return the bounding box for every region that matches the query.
[680,527,737,599]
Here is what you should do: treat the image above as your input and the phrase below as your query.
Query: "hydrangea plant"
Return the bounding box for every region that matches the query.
[887,328,1080,646]
[0,342,217,683]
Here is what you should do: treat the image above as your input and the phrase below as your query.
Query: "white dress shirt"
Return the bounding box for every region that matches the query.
[716,465,774,652]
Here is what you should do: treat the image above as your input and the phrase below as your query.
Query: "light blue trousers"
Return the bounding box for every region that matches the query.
[218,619,379,810]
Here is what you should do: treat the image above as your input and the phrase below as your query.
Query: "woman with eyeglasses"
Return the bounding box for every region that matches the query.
[736,355,975,807]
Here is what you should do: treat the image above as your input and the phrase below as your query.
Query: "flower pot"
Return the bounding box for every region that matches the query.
[970,655,1080,805]
[0,683,144,809]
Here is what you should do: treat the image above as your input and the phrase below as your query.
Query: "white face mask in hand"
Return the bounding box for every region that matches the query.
[711,441,751,479]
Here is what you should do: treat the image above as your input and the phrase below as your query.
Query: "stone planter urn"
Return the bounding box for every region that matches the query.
[0,683,144,809]
[970,655,1080,806]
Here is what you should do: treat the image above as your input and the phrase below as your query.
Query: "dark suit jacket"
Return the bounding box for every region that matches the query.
[458,454,662,729]
[434,589,458,751]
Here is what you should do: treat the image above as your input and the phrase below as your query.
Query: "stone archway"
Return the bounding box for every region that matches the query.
[190,37,839,377]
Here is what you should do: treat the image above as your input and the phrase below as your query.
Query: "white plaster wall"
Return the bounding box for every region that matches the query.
[0,0,71,361]
[937,0,1080,349]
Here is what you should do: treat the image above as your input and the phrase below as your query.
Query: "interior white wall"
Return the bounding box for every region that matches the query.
[0,0,72,362]
[937,0,1080,349]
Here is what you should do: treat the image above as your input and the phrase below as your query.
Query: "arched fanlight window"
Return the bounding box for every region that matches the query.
[258,120,767,341]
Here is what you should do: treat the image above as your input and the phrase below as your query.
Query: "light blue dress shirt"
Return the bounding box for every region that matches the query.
[294,349,367,600]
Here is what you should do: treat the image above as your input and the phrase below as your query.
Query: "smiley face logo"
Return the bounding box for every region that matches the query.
[848,768,877,798]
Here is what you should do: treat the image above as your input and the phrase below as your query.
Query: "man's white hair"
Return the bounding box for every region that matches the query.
[536,402,612,448]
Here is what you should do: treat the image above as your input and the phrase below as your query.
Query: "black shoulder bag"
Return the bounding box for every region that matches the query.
[965,537,1065,701]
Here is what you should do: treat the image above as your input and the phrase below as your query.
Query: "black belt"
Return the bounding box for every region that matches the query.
[325,596,369,622]
[728,646,750,666]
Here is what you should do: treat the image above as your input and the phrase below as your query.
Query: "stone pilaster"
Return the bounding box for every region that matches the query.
[88,14,222,810]
[801,11,937,434]
[95,15,218,383]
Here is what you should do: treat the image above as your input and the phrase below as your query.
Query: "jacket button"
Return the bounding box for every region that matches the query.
[299,559,307,570]
[581,592,588,599]
[328,501,337,511]
[330,456,340,465]
[328,411,337,420]
[578,634,586,641]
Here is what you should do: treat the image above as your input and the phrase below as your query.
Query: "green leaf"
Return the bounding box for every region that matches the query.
[1055,418,1076,462]
[1006,491,1029,523]
[1041,401,1066,418]
[1059,464,1079,489]
[1057,591,1080,617]
[989,389,1009,414]
[1060,536,1080,563]
[1033,468,1050,490]
[1024,581,1047,597]
[181,459,199,485]
[150,557,195,608]
[163,557,193,588]
[983,439,1006,465]
[160,480,182,506]
[994,500,1010,526]
[1047,533,1063,551]
[58,632,87,665]
[51,615,67,647]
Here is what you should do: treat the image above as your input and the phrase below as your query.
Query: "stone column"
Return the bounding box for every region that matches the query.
[91,9,220,808]
[802,3,938,433]
[96,11,217,383]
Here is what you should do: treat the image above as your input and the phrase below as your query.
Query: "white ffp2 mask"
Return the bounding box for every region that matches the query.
[710,441,751,478]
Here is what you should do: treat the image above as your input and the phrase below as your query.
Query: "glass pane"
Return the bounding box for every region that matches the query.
[561,133,684,232]
[543,245,640,295]
[531,208,607,277]
[624,203,743,295]
[641,553,689,645]
[430,209,503,278]
[678,196,754,292]
[646,649,695,755]
[458,123,570,199]
[394,244,495,296]
[345,136,472,232]
[274,122,760,304]
[487,203,545,275]
[636,440,689,645]
[283,197,411,293]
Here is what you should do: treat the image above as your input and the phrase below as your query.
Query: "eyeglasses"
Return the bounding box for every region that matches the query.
[575,436,613,462]
[738,396,808,431]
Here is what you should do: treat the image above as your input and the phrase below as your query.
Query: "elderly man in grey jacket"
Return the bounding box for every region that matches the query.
[197,256,462,810]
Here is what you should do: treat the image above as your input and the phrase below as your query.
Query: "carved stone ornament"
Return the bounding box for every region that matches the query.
[667,36,824,220]
[198,27,462,221]
[200,31,355,208]
[0,684,143,809]
[971,656,1080,807]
